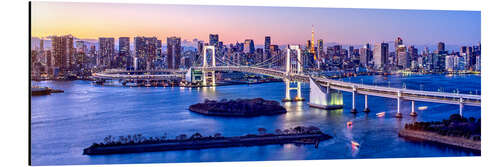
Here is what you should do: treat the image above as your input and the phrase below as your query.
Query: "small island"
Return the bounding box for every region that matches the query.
[189,98,287,117]
[399,114,480,151]
[83,126,332,155]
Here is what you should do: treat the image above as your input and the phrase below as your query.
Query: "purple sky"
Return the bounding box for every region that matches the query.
[31,2,480,47]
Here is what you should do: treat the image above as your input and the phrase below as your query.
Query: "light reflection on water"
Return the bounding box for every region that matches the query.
[30,74,480,166]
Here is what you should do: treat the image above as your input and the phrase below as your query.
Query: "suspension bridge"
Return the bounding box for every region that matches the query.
[94,45,481,117]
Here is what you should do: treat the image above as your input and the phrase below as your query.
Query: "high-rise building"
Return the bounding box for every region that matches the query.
[244,39,255,54]
[209,34,219,46]
[359,43,371,67]
[408,45,418,61]
[167,37,182,69]
[395,37,403,49]
[264,36,271,60]
[445,55,455,71]
[134,36,158,70]
[118,37,130,68]
[318,39,324,60]
[196,41,204,65]
[98,37,115,68]
[256,48,264,63]
[51,35,74,72]
[397,45,409,68]
[348,46,354,59]
[438,42,446,53]
[373,42,389,69]
[156,39,162,58]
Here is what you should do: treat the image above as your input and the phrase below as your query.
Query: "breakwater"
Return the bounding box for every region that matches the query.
[83,126,331,155]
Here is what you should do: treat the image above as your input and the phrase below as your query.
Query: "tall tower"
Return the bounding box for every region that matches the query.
[311,25,316,59]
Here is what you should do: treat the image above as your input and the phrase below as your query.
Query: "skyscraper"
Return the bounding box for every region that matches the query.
[244,39,255,54]
[359,43,371,67]
[209,34,219,46]
[318,39,324,60]
[51,35,74,72]
[167,36,182,69]
[397,45,410,69]
[118,37,130,68]
[197,41,204,65]
[408,45,418,62]
[98,37,115,68]
[373,42,389,69]
[438,42,446,53]
[264,36,271,60]
[134,36,158,70]
[395,37,403,49]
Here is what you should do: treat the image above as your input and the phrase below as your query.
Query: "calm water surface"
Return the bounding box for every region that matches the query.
[30,74,481,166]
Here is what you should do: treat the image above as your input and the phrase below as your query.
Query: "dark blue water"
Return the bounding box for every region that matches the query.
[30,74,481,166]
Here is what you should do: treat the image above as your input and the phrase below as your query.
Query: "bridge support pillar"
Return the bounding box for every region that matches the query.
[295,82,304,101]
[283,79,291,102]
[396,90,403,118]
[202,45,216,87]
[351,87,357,113]
[363,94,370,113]
[309,77,343,110]
[459,97,464,117]
[410,100,417,117]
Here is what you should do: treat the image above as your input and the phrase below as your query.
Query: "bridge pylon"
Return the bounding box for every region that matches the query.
[202,45,216,87]
[282,45,305,102]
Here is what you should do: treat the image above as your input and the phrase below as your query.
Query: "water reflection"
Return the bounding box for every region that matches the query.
[30,75,481,165]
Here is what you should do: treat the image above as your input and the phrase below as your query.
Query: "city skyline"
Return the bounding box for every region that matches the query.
[31,2,480,46]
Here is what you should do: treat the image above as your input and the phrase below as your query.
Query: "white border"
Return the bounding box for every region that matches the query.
[1,0,499,167]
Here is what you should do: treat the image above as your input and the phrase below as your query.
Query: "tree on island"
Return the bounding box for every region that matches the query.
[275,129,282,135]
[258,128,267,135]
[214,133,222,138]
[190,132,203,139]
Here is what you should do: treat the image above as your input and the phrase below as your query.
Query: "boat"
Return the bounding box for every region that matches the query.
[418,106,428,111]
[376,112,385,117]
[351,141,360,149]
[346,121,353,127]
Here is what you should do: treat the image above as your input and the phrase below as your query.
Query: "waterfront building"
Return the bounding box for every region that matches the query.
[476,55,481,71]
[167,36,182,69]
[397,45,409,69]
[373,42,389,69]
[134,36,158,70]
[359,46,370,67]
[98,37,115,68]
[118,37,130,68]
[445,55,455,71]
[455,56,466,71]
[51,35,74,73]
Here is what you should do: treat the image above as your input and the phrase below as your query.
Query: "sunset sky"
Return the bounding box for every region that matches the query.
[31,1,480,46]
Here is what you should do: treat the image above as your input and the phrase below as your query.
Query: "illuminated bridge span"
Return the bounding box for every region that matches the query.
[94,45,481,117]
[191,45,480,117]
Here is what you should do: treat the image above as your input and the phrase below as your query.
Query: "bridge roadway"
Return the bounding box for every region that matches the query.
[194,66,481,107]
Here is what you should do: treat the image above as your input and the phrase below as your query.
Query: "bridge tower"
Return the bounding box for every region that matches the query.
[202,45,216,87]
[282,45,305,102]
